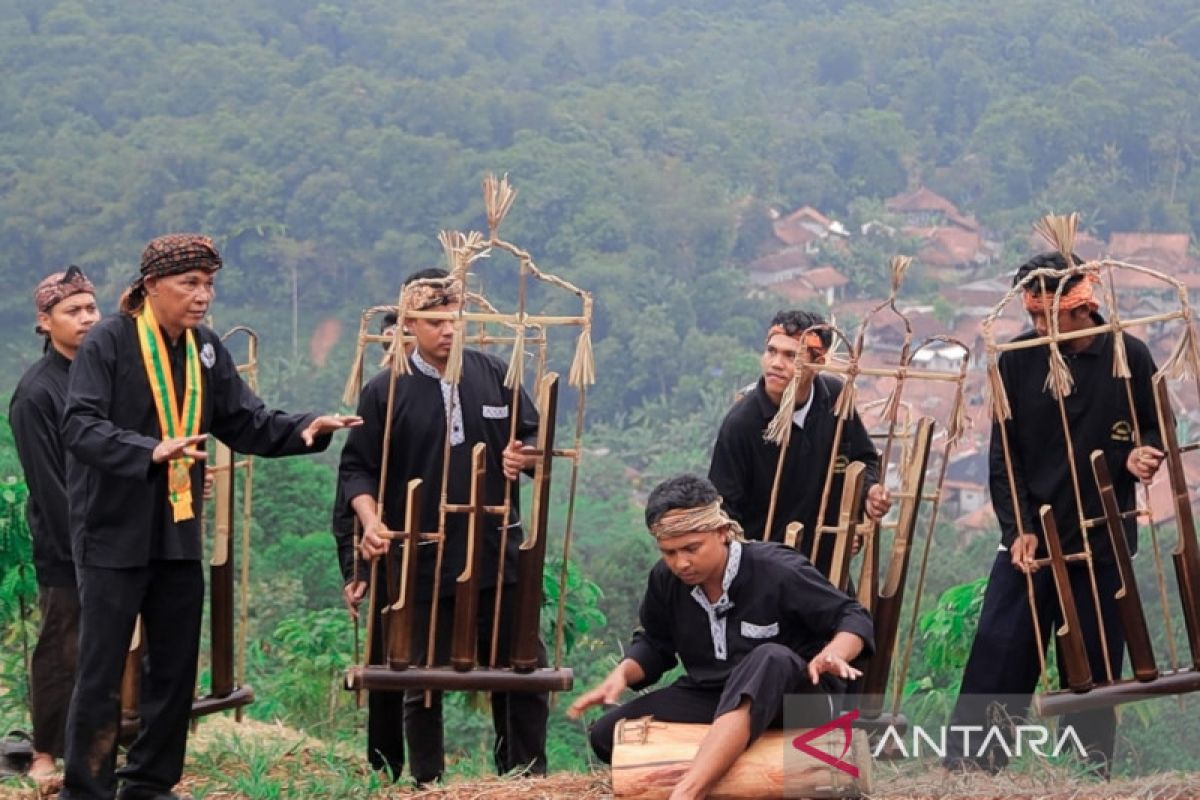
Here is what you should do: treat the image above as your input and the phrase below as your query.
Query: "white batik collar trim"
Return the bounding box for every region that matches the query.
[689,540,742,661]
[792,388,815,429]
[411,349,465,447]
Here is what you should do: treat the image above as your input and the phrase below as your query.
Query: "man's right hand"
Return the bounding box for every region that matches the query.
[567,672,628,720]
[1009,533,1040,573]
[359,519,392,561]
[343,580,367,620]
[152,434,208,464]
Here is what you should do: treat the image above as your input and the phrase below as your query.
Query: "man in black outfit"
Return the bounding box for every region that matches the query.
[569,473,874,800]
[342,269,549,785]
[10,266,100,787]
[943,252,1163,776]
[709,309,890,573]
[60,234,360,800]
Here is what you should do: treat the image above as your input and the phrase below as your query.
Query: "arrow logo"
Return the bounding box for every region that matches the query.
[791,709,859,778]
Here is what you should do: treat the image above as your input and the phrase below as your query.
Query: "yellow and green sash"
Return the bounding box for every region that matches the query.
[135,301,203,522]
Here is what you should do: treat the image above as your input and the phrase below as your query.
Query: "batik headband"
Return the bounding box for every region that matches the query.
[1022,272,1100,315]
[35,265,95,314]
[649,501,745,541]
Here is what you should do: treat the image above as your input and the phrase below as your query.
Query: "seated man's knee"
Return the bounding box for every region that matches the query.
[752,643,795,662]
[740,642,801,672]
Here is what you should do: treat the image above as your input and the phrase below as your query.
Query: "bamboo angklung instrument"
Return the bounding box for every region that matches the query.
[859,415,935,717]
[190,328,258,719]
[346,175,587,695]
[118,618,143,741]
[1039,505,1095,693]
[385,478,423,670]
[510,373,559,672]
[825,461,866,593]
[1154,377,1200,670]
[451,443,488,672]
[1090,450,1158,682]
[756,256,969,727]
[983,215,1200,716]
[208,442,236,699]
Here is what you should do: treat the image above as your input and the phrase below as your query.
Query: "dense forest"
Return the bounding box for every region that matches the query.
[3,0,1200,788]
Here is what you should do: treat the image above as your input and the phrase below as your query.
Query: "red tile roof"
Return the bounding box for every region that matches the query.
[1109,232,1191,263]
[801,266,849,289]
[886,186,961,216]
[912,227,984,268]
[747,246,813,274]
[771,278,821,303]
[781,205,832,228]
[772,219,820,247]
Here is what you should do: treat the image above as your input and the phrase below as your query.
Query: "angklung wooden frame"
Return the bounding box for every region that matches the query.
[761,255,970,725]
[980,214,1200,717]
[343,175,593,695]
[194,326,259,719]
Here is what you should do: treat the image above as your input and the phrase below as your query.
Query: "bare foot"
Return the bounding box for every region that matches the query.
[29,753,62,795]
[28,752,55,777]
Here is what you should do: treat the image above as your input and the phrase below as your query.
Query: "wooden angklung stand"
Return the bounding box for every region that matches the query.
[757,255,971,731]
[978,213,1200,719]
[343,175,592,699]
[192,326,259,719]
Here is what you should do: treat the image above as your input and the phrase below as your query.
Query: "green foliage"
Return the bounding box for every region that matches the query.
[246,457,337,550]
[245,607,356,733]
[903,576,987,725]
[0,475,35,730]
[543,557,606,657]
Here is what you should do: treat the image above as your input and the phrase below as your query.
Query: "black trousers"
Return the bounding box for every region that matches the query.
[31,582,81,758]
[60,561,204,800]
[945,552,1124,773]
[587,643,843,764]
[366,584,549,784]
[365,589,405,778]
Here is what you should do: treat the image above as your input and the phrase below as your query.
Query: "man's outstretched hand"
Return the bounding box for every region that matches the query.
[301,414,363,446]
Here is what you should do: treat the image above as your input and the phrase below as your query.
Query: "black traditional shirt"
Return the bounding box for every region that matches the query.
[626,540,875,691]
[988,317,1161,561]
[708,374,880,567]
[10,347,75,586]
[64,314,329,568]
[337,349,538,602]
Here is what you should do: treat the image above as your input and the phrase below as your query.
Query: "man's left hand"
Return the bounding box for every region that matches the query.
[865,484,891,521]
[301,414,363,446]
[1126,445,1164,483]
[807,651,862,685]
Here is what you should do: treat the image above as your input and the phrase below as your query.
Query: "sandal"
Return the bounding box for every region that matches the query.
[0,730,34,777]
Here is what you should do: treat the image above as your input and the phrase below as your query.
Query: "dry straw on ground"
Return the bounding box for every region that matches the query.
[2,717,1198,799]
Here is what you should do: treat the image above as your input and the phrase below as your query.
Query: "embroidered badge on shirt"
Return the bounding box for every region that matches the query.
[482,404,510,419]
[740,621,780,639]
[200,343,216,368]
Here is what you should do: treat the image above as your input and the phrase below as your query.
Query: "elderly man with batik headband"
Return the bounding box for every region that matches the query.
[61,234,360,800]
[569,474,873,800]
[943,252,1163,776]
[709,309,890,577]
[341,267,548,785]
[10,266,100,788]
